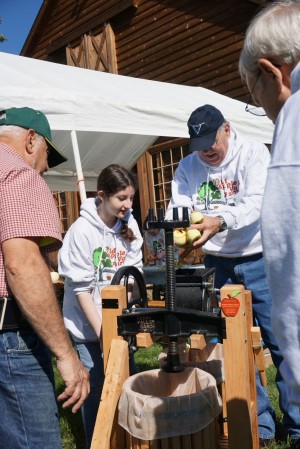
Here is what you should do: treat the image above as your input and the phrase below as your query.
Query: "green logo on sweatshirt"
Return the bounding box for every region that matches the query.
[197,181,221,209]
[93,247,113,268]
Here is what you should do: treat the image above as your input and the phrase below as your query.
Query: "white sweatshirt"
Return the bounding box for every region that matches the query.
[261,62,300,405]
[58,197,143,342]
[166,128,270,257]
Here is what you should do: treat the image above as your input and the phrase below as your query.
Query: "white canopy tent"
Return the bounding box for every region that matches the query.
[0,52,274,198]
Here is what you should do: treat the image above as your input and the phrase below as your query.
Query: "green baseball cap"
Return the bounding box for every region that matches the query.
[0,107,68,168]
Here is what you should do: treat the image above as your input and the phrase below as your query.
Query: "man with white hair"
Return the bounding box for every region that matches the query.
[239,1,300,447]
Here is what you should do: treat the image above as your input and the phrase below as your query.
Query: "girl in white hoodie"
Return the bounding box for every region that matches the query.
[58,164,143,448]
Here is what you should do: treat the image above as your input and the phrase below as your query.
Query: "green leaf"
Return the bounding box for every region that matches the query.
[231,289,241,298]
[93,247,102,267]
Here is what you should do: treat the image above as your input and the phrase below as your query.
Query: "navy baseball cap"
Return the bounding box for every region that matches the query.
[187,104,225,152]
[0,107,68,168]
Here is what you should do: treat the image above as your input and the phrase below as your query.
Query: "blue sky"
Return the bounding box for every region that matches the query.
[0,0,44,55]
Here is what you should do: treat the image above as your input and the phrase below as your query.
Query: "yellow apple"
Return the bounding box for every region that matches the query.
[186,228,202,244]
[173,229,187,246]
[190,210,204,224]
[50,271,60,283]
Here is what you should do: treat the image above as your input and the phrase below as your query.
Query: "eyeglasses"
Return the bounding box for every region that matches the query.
[245,72,266,117]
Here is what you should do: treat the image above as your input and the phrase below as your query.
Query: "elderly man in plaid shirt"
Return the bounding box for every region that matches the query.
[0,107,90,449]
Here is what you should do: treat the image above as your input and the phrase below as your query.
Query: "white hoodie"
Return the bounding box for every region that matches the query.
[58,197,143,342]
[261,62,300,405]
[166,127,270,257]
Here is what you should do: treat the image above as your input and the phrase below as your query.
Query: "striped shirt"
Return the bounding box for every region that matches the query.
[0,142,62,296]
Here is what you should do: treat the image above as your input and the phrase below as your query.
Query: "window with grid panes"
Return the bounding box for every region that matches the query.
[148,139,204,265]
[150,139,189,212]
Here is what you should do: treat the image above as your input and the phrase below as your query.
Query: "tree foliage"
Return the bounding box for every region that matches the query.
[0,17,7,43]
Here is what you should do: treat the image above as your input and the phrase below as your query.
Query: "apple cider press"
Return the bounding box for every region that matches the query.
[116,207,226,373]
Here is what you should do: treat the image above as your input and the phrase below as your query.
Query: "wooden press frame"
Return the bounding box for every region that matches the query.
[91,284,266,449]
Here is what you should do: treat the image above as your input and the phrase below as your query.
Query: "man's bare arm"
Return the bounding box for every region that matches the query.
[2,237,90,412]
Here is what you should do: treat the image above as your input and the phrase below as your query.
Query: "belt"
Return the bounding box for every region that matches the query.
[0,296,31,331]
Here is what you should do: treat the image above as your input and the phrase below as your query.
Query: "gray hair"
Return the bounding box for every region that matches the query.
[218,121,228,132]
[239,1,300,80]
[0,125,27,137]
[0,125,44,144]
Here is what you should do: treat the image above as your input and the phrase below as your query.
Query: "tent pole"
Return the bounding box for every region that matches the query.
[71,130,87,203]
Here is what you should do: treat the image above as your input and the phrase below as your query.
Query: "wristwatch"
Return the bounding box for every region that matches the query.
[216,215,227,232]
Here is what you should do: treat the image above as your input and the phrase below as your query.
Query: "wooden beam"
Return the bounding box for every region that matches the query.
[90,338,129,449]
[147,300,165,308]
[251,326,267,387]
[245,291,259,449]
[221,284,254,449]
[190,334,206,351]
[101,285,127,371]
[137,152,153,254]
[65,191,79,228]
[105,23,118,74]
[90,32,108,70]
[137,152,153,217]
[136,332,154,348]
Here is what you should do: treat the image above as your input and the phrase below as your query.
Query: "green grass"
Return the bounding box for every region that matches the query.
[54,344,294,449]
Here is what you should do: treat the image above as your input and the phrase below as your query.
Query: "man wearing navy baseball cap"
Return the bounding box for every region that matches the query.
[187,104,225,152]
[167,104,290,447]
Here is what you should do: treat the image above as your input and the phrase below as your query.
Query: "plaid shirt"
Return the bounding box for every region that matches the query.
[0,142,62,296]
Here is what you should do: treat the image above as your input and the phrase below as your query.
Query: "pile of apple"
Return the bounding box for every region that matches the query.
[173,211,204,246]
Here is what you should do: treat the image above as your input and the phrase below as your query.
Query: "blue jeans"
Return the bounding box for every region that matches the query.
[205,253,300,440]
[75,341,104,449]
[0,329,62,449]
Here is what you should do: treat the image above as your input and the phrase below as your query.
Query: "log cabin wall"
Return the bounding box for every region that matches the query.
[23,0,264,100]
[116,0,257,100]
[22,0,267,235]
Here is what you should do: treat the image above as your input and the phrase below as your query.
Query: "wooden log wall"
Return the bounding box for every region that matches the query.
[115,0,258,101]
[23,0,263,102]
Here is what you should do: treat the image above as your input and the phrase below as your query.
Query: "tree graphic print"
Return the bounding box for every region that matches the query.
[197,181,221,209]
[93,247,113,281]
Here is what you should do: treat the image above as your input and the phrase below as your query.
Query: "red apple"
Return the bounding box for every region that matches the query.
[221,294,240,317]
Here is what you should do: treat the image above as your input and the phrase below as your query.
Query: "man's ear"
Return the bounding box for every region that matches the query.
[224,122,230,138]
[25,129,36,155]
[258,58,284,93]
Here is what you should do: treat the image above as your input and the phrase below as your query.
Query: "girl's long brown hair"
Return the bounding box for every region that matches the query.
[97,164,138,242]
